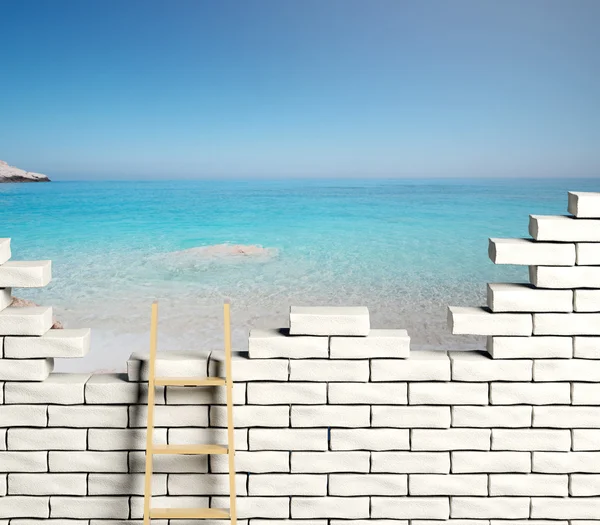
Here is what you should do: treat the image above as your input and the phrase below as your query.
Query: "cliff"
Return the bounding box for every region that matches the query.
[0,159,50,182]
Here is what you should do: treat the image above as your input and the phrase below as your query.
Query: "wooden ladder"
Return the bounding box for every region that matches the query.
[143,300,237,524]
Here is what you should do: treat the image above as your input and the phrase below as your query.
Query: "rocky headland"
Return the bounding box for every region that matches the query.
[0,160,50,182]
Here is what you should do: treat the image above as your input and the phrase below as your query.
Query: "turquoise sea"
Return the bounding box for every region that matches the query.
[1,177,598,372]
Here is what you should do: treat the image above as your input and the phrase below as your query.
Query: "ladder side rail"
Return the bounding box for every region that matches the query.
[223,299,237,525]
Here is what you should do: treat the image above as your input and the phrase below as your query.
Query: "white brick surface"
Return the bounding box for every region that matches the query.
[487,282,572,312]
[4,329,90,358]
[292,405,369,428]
[489,237,576,266]
[577,242,600,265]
[0,261,51,288]
[168,427,247,451]
[330,329,410,359]
[492,429,570,451]
[535,358,600,381]
[448,307,532,336]
[487,336,572,359]
[371,497,449,519]
[490,382,570,405]
[575,289,600,312]
[291,452,369,473]
[166,381,244,405]
[451,451,530,473]
[289,359,368,382]
[329,473,408,495]
[571,474,600,495]
[48,405,127,428]
[533,451,600,473]
[248,382,326,404]
[211,405,289,427]
[49,451,127,472]
[573,429,600,450]
[0,306,53,336]
[7,428,87,451]
[209,353,289,381]
[450,351,533,380]
[86,373,165,404]
[329,382,407,404]
[371,351,450,381]
[530,265,600,288]
[130,496,209,519]
[330,428,409,450]
[411,429,490,451]
[0,239,10,265]
[249,474,327,496]
[291,496,369,518]
[372,406,450,428]
[0,496,49,518]
[0,358,53,381]
[289,306,370,336]
[0,405,47,427]
[569,191,600,218]
[167,473,246,495]
[248,328,328,358]
[531,497,600,519]
[129,404,208,427]
[574,336,600,358]
[211,451,289,473]
[533,406,600,427]
[129,450,208,473]
[451,497,530,519]
[249,429,327,451]
[127,351,210,381]
[87,428,167,450]
[212,496,289,519]
[0,452,47,472]
[372,452,450,473]
[452,406,532,428]
[50,496,129,518]
[489,473,567,496]
[8,473,86,495]
[409,474,487,495]
[409,382,488,405]
[4,373,90,404]
[530,214,600,242]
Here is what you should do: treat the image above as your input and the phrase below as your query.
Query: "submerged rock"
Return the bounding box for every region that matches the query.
[168,243,278,259]
[11,296,63,328]
[0,160,50,183]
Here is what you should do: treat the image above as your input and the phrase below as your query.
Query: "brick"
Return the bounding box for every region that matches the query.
[289,359,368,382]
[4,373,90,404]
[4,329,90,358]
[0,496,49,518]
[87,428,167,450]
[492,429,571,451]
[248,328,328,358]
[491,521,564,525]
[8,473,86,495]
[85,373,165,404]
[50,496,129,518]
[249,474,327,496]
[7,428,86,451]
[409,382,488,405]
[487,282,572,312]
[575,289,600,312]
[330,473,407,495]
[409,474,487,495]
[249,429,327,451]
[0,405,46,427]
[451,351,533,380]
[166,381,244,405]
[531,497,600,519]
[489,237,576,265]
[129,450,208,473]
[291,451,369,473]
[448,306,532,336]
[292,496,369,518]
[127,350,211,381]
[48,405,127,428]
[451,497,529,519]
[330,428,409,451]
[0,475,4,496]
[371,497,449,519]
[130,496,209,519]
[491,382,570,405]
[569,191,600,218]
[212,496,289,519]
[0,306,53,337]
[211,405,288,427]
[487,336,572,359]
[129,404,208,427]
[330,329,410,359]
[530,265,600,288]
[49,451,127,472]
[535,359,600,381]
[0,288,11,311]
[451,451,530,473]
[573,429,600,450]
[530,214,600,242]
[571,474,600,495]
[0,239,10,265]
[452,406,532,428]
[168,473,246,495]
[372,452,450,473]
[88,473,166,496]
[534,406,600,427]
[209,352,289,382]
[489,473,567,496]
[577,242,600,265]
[210,451,289,473]
[0,452,47,472]
[292,405,368,428]
[257,521,325,525]
[372,406,450,428]
[289,306,370,336]
[248,382,325,404]
[0,261,51,288]
[411,429,490,451]
[534,451,600,473]
[421,522,487,525]
[0,358,53,381]
[371,351,450,381]
[574,336,600,358]
[168,427,248,451]
[329,382,407,404]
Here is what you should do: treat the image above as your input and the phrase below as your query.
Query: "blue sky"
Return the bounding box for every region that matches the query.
[1,0,598,180]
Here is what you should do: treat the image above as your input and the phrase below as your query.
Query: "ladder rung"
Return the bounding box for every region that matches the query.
[152,443,228,455]
[154,376,226,386]
[150,507,230,519]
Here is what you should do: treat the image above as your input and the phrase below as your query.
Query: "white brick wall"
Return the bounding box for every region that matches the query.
[447,307,532,336]
[577,242,600,265]
[575,289,600,312]
[568,191,600,218]
[492,429,571,451]
[248,328,328,359]
[450,352,533,381]
[289,306,370,336]
[451,497,529,519]
[488,237,576,265]
[409,474,487,495]
[530,214,600,242]
[329,329,410,359]
[487,336,573,359]
[487,282,572,312]
[530,265,600,289]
